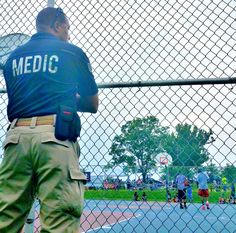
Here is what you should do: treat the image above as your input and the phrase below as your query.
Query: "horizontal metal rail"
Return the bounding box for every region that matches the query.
[97,77,236,89]
[0,77,235,94]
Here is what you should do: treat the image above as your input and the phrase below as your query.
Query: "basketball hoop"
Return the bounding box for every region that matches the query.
[155,152,172,167]
[160,156,168,165]
[0,33,30,72]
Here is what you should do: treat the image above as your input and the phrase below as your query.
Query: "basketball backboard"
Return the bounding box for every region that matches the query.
[0,33,30,71]
[156,152,173,166]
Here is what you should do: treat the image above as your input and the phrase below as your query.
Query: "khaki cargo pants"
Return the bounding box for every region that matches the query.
[0,123,86,233]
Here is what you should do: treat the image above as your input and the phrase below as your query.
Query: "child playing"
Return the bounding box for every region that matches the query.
[197,168,210,210]
[142,192,147,201]
[186,183,193,203]
[229,183,235,204]
[133,191,139,201]
[167,189,172,203]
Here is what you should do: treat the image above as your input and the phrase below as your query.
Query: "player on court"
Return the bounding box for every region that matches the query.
[197,168,210,210]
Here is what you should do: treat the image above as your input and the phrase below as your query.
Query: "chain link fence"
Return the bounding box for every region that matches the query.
[0,0,236,232]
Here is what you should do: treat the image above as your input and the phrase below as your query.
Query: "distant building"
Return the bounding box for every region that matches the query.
[86,175,105,189]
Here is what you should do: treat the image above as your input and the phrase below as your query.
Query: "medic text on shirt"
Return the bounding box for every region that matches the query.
[12,54,59,77]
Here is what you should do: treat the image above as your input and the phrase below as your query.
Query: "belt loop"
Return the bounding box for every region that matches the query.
[30,117,37,128]
[9,119,18,130]
[53,114,56,126]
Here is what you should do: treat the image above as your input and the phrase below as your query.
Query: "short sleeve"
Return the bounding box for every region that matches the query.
[77,51,98,96]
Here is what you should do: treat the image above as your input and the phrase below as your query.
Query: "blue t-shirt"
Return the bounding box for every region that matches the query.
[175,174,186,190]
[3,32,98,122]
[197,172,209,189]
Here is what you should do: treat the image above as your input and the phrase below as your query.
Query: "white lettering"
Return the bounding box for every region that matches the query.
[32,55,42,73]
[12,58,23,77]
[43,55,48,72]
[24,56,33,74]
[11,54,59,76]
[48,55,59,73]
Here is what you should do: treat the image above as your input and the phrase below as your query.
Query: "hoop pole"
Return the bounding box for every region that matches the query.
[165,165,169,202]
[47,0,55,7]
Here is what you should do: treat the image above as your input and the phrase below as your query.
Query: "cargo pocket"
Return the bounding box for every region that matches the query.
[60,167,86,218]
[2,134,20,150]
[69,168,87,183]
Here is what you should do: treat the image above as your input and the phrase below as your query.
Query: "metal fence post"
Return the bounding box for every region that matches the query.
[24,201,36,233]
[47,0,55,7]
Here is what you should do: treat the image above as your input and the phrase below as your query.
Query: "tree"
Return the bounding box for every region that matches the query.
[159,165,196,182]
[221,164,236,183]
[206,163,220,182]
[107,116,169,183]
[163,123,213,167]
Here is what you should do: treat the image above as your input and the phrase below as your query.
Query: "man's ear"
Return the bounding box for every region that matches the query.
[52,21,61,32]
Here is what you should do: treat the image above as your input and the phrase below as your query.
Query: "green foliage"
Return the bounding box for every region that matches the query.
[108,116,169,182]
[159,166,196,181]
[206,163,220,181]
[107,117,214,183]
[163,123,212,167]
[221,164,236,183]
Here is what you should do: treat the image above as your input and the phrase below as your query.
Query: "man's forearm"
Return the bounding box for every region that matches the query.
[76,94,99,113]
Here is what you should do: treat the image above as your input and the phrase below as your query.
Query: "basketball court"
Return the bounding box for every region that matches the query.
[28,199,236,233]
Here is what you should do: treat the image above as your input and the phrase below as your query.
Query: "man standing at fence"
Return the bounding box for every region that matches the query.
[175,173,187,209]
[197,168,210,210]
[0,7,99,233]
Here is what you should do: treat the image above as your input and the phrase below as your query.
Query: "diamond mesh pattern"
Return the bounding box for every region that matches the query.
[0,0,235,232]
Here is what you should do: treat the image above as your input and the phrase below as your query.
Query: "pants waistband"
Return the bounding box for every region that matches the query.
[10,115,56,129]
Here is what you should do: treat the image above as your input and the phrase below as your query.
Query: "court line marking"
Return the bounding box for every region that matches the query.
[83,213,142,233]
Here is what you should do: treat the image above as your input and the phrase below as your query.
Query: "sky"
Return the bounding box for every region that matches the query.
[0,0,235,176]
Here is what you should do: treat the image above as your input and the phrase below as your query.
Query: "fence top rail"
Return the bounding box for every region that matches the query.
[0,77,235,94]
[97,77,236,89]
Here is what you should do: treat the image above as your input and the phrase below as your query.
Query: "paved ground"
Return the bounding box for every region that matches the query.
[81,200,236,233]
[25,200,236,233]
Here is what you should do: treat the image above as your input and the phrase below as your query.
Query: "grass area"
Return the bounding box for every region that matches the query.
[85,188,231,204]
